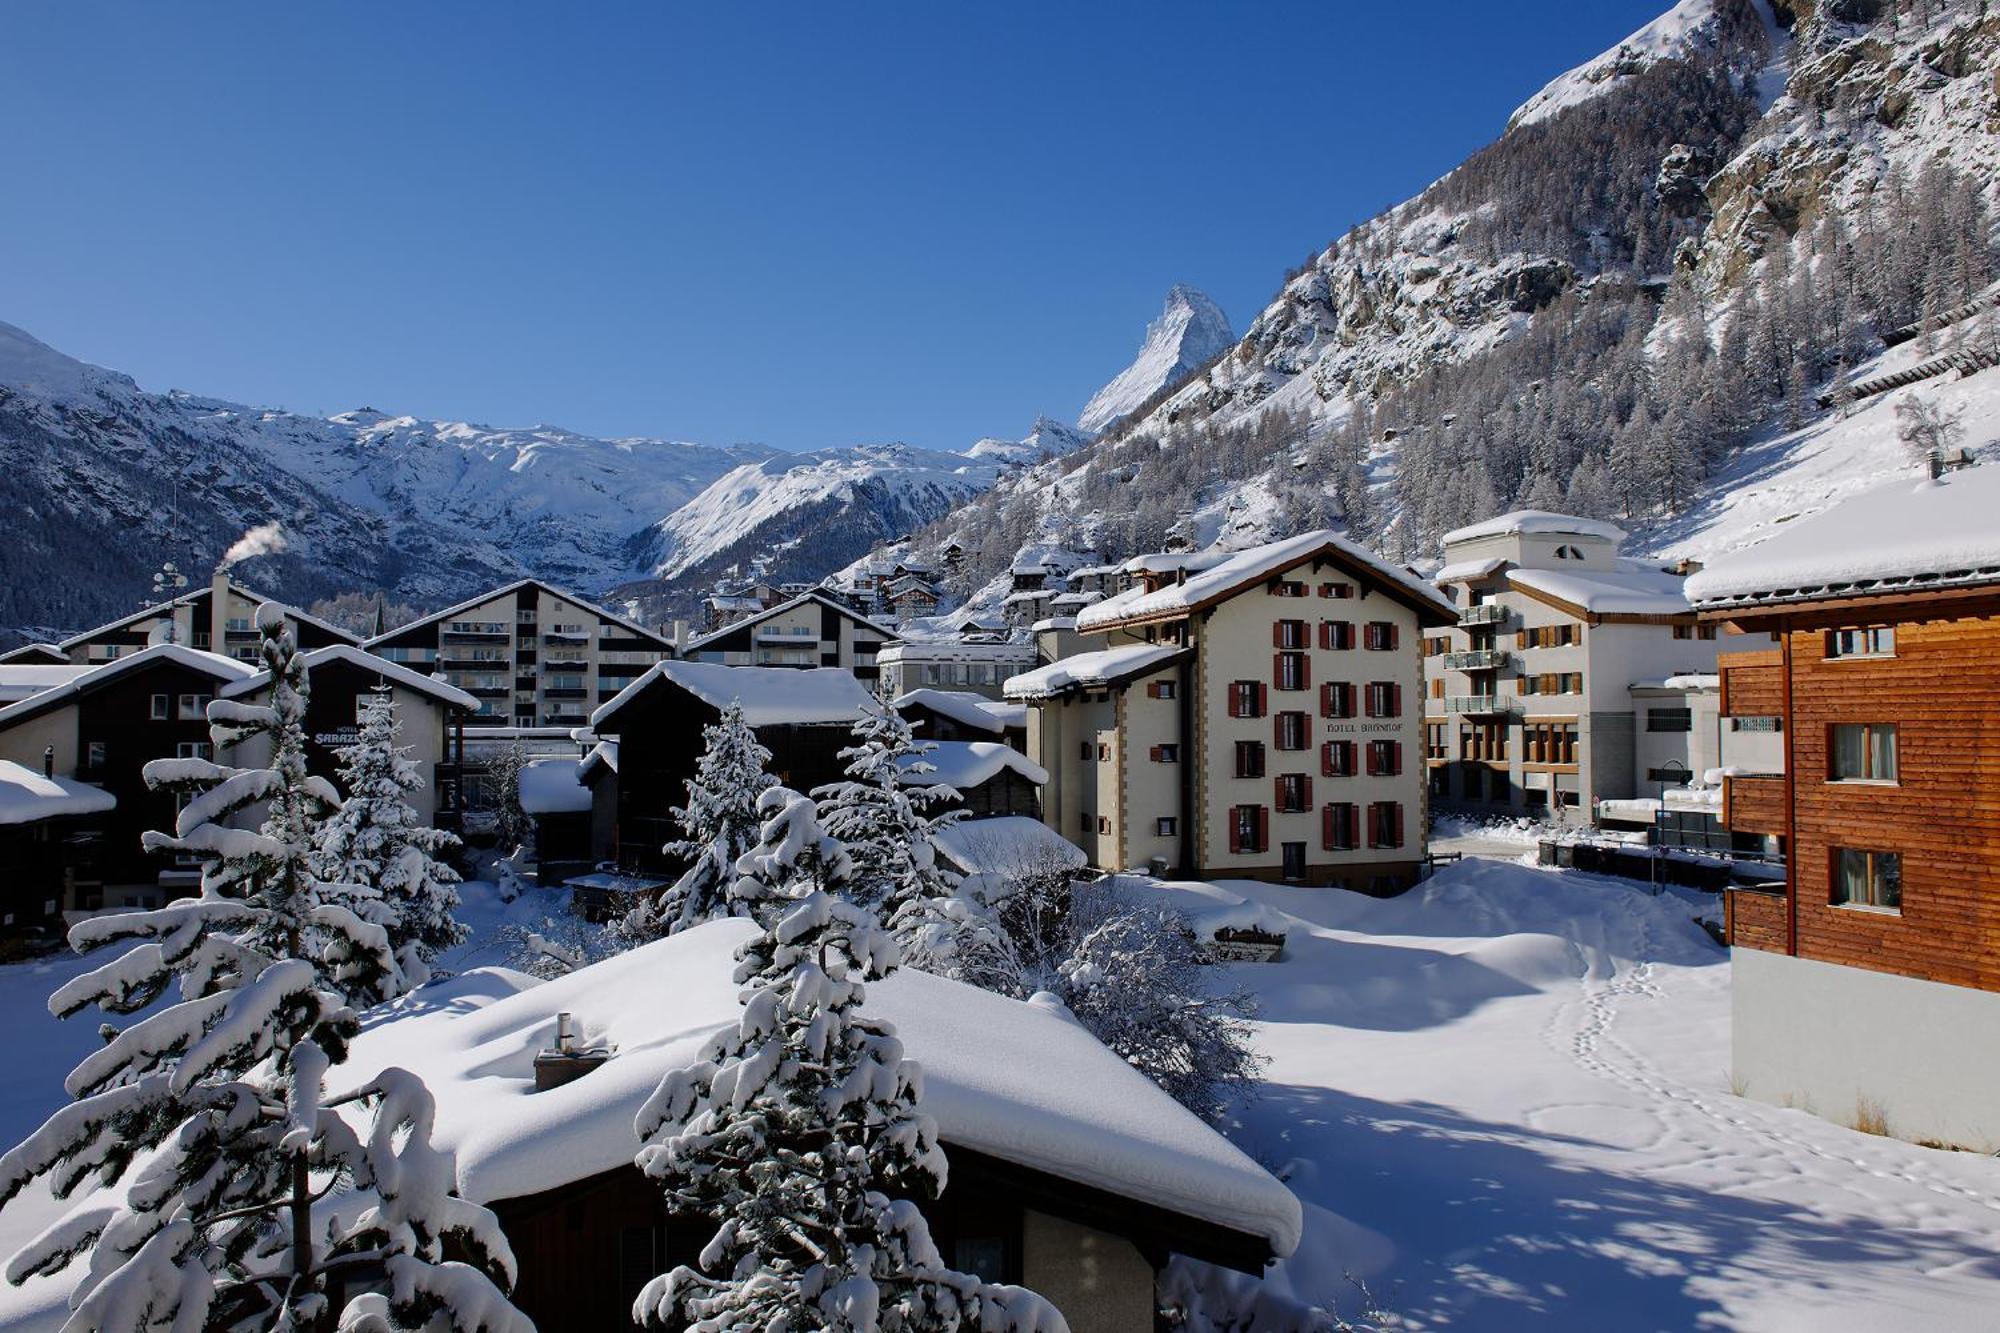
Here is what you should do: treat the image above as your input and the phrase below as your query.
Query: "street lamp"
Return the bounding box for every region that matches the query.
[1651,758,1691,896]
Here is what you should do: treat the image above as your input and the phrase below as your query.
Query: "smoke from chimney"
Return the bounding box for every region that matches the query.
[217,522,288,572]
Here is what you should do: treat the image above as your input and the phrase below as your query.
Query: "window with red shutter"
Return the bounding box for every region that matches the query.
[1391,803,1404,847]
[1322,801,1357,850]
[1255,682,1268,716]
[1302,775,1313,809]
[1256,805,1269,852]
[1390,682,1402,716]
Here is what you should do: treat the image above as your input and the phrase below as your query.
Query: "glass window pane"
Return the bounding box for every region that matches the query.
[1872,726,1897,781]
[1875,853,1901,909]
[1832,725,1864,779]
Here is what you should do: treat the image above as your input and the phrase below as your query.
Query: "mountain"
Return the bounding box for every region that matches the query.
[961,416,1094,466]
[1076,285,1234,435]
[888,0,2000,593]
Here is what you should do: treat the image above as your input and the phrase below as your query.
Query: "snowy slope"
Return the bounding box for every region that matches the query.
[1510,0,1745,129]
[1077,285,1233,435]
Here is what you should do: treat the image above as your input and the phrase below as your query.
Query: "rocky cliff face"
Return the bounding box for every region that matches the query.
[1077,285,1234,434]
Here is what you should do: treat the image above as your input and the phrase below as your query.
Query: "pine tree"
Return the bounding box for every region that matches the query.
[315,687,467,987]
[813,704,1011,988]
[631,789,1064,1333]
[623,700,775,942]
[0,606,527,1331]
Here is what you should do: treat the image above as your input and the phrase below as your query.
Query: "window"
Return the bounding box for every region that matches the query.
[1519,671,1584,695]
[1673,624,1693,640]
[1275,620,1307,650]
[1322,739,1356,776]
[1228,680,1268,718]
[1646,766,1692,784]
[1831,847,1901,911]
[1425,722,1447,760]
[1461,722,1509,762]
[1320,681,1356,719]
[1731,715,1782,733]
[1270,580,1307,598]
[1275,712,1309,751]
[1274,652,1310,691]
[1079,741,1093,762]
[1230,804,1268,854]
[1523,723,1578,765]
[1322,801,1358,851]
[1097,743,1110,762]
[178,693,211,720]
[1318,581,1353,599]
[1156,817,1177,837]
[1276,774,1312,813]
[175,741,212,760]
[1830,723,1897,783]
[1366,739,1403,776]
[1097,816,1110,835]
[1647,708,1693,733]
[1826,626,1895,659]
[1554,544,1585,561]
[149,694,170,720]
[1368,801,1404,849]
[1521,624,1579,649]
[1149,743,1181,763]
[1146,680,1177,700]
[1363,621,1398,651]
[1319,620,1355,651]
[85,741,106,771]
[1235,741,1266,779]
[1282,842,1307,881]
[1365,681,1401,718]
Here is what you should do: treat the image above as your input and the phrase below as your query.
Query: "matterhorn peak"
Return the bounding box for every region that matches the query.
[1077,285,1233,435]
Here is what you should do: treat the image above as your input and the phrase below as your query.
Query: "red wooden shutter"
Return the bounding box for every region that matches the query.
[1390,682,1403,716]
[1322,803,1335,850]
[1272,622,1284,647]
[1388,623,1400,650]
[1148,745,1161,762]
[1317,620,1330,650]
[1255,683,1268,716]
[1391,741,1404,776]
[1320,742,1333,777]
[1272,713,1283,747]
[1272,653,1283,688]
[1228,808,1241,854]
[1273,776,1285,809]
[1227,685,1242,719]
[1391,803,1405,847]
[1366,741,1380,776]
[1302,775,1313,809]
[1256,806,1269,852]
[1319,682,1333,717]
[1299,654,1312,689]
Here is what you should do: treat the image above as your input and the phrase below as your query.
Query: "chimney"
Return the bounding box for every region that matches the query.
[210,565,230,653]
[532,1011,612,1091]
[43,746,54,779]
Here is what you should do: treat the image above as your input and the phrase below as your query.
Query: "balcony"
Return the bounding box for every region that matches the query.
[1442,649,1509,672]
[543,631,590,646]
[1458,603,1507,627]
[1443,694,1515,715]
[755,627,819,644]
[442,628,510,643]
[1721,774,1788,836]
[544,687,589,700]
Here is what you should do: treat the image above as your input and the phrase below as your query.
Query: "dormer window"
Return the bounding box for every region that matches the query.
[1554,544,1585,561]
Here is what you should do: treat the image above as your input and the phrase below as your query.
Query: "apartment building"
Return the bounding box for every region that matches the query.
[679,590,898,681]
[875,639,1041,701]
[57,568,361,664]
[1007,530,1455,892]
[1688,465,2000,1147]
[1422,511,1720,823]
[365,578,673,731]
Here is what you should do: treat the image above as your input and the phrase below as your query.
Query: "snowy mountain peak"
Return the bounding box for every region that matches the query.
[0,320,137,405]
[1508,0,1775,130]
[1077,286,1234,435]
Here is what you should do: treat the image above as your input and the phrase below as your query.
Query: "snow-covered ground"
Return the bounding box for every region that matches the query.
[1149,862,2000,1331]
[6,861,2000,1330]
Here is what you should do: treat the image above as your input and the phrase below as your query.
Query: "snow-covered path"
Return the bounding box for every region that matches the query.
[1167,862,2000,1330]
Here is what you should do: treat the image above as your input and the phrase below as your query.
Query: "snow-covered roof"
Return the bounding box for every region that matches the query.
[892,689,1026,735]
[0,760,115,826]
[1685,468,2000,610]
[1433,555,1510,584]
[1505,565,1692,619]
[1000,589,1055,607]
[0,643,68,665]
[876,641,1038,665]
[218,644,480,712]
[1631,674,1720,692]
[0,644,257,732]
[579,739,618,780]
[518,759,593,816]
[593,660,874,731]
[903,740,1047,790]
[334,920,1300,1255]
[682,590,898,654]
[1077,530,1457,634]
[933,816,1088,877]
[58,580,363,649]
[1004,644,1187,701]
[0,663,93,704]
[1439,510,1628,548]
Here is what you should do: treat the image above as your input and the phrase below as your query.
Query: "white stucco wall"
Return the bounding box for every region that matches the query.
[1733,948,2000,1150]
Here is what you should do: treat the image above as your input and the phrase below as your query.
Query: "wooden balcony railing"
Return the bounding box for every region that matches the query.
[1721,773,1788,836]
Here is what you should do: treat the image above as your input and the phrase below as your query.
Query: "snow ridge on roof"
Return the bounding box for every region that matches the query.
[0,761,115,826]
[594,660,874,730]
[518,759,592,815]
[1439,510,1628,547]
[1078,529,1455,633]
[1685,468,2000,608]
[1004,644,1185,701]
[219,644,479,711]
[335,920,1301,1253]
[892,689,1025,735]
[902,740,1047,790]
[682,590,898,654]
[0,644,256,731]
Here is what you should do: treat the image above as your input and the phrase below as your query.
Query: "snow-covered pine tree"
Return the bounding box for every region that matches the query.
[486,742,532,856]
[315,686,468,986]
[631,788,1065,1333]
[621,699,775,942]
[0,604,528,1331]
[813,703,1011,989]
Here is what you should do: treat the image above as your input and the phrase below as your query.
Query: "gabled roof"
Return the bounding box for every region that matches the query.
[57,579,363,649]
[0,643,69,665]
[1504,563,1693,622]
[365,577,670,650]
[518,759,593,815]
[903,740,1047,789]
[1686,468,2000,611]
[892,689,1027,735]
[681,590,899,655]
[218,644,479,712]
[1077,529,1457,634]
[0,645,257,732]
[0,663,94,704]
[1004,644,1190,701]
[592,660,875,731]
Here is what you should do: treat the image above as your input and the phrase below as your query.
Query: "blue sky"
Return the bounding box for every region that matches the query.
[1,2,1667,451]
